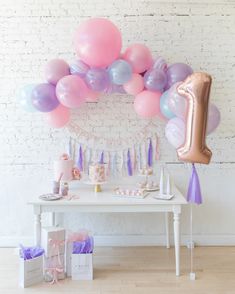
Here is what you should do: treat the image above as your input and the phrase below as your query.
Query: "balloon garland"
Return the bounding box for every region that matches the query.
[18,17,220,166]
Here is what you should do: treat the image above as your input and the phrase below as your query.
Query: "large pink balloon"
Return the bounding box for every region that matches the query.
[56,75,88,108]
[165,117,186,148]
[44,104,70,128]
[134,90,161,118]
[45,59,70,85]
[74,18,122,68]
[123,44,153,73]
[123,73,144,95]
[207,103,221,134]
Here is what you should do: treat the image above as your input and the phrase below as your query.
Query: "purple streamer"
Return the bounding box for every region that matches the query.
[187,164,202,205]
[77,146,83,171]
[127,149,133,176]
[99,151,104,164]
[147,138,153,167]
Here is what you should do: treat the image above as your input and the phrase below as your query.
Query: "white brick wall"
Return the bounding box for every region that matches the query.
[0,0,235,245]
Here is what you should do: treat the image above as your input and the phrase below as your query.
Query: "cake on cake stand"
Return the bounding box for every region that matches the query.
[86,163,107,193]
[84,180,107,193]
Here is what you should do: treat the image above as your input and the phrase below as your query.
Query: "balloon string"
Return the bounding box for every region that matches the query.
[190,203,193,274]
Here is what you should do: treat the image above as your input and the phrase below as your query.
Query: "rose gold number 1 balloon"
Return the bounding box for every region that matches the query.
[177,72,212,164]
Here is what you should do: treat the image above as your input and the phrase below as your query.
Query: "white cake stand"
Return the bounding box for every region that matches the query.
[84,181,107,193]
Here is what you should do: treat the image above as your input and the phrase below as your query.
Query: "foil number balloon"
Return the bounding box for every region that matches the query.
[177,72,212,164]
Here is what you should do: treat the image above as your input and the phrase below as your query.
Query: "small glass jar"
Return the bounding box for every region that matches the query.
[60,182,69,196]
[53,181,60,194]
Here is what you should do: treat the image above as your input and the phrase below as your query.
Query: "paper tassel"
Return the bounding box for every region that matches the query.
[147,138,153,167]
[67,137,72,158]
[77,146,83,171]
[138,145,142,171]
[99,151,104,164]
[155,135,160,160]
[133,147,137,173]
[127,149,133,176]
[107,152,111,176]
[187,164,202,205]
[111,152,117,177]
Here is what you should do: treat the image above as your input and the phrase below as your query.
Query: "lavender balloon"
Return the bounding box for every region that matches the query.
[108,59,132,85]
[153,56,167,72]
[70,60,90,78]
[103,83,126,94]
[144,68,167,91]
[32,83,59,112]
[207,103,221,134]
[167,82,187,119]
[85,68,109,91]
[166,63,193,90]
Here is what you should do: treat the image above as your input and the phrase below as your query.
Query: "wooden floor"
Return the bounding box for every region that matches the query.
[1,246,235,294]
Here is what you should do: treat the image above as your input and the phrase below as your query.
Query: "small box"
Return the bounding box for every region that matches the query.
[41,226,65,257]
[66,241,73,277]
[44,254,66,281]
[19,255,43,288]
[71,254,93,280]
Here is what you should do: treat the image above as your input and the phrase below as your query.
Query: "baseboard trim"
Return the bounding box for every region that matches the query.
[1,234,235,247]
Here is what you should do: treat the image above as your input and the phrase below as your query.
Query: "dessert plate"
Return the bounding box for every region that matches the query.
[39,193,63,201]
[153,194,174,200]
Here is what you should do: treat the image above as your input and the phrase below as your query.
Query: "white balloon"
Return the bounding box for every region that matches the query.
[165,117,186,149]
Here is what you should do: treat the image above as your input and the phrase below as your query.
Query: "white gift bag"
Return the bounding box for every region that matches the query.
[41,226,65,257]
[44,254,66,282]
[71,253,93,280]
[66,241,73,277]
[19,255,43,288]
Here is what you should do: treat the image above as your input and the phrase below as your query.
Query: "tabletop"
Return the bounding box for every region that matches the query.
[28,181,187,207]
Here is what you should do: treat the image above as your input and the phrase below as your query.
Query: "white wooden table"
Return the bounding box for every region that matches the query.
[29,182,187,276]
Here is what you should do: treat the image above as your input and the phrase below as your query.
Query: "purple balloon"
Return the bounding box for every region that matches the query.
[70,60,90,78]
[32,83,59,112]
[166,63,193,90]
[207,103,221,134]
[85,68,109,91]
[104,83,126,94]
[153,56,167,72]
[144,68,167,91]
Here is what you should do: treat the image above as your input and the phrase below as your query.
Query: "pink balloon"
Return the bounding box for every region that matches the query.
[167,82,187,119]
[56,75,88,109]
[44,104,70,128]
[74,18,122,68]
[165,117,186,148]
[123,73,144,95]
[123,44,153,73]
[207,103,221,134]
[134,90,161,118]
[45,59,70,85]
[86,90,100,102]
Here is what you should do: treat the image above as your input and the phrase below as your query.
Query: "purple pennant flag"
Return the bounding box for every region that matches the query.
[148,138,153,167]
[77,146,83,171]
[187,164,202,205]
[99,151,104,164]
[127,149,133,176]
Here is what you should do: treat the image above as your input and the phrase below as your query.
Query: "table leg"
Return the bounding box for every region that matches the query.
[50,212,55,226]
[34,206,41,246]
[165,212,170,249]
[173,212,180,276]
